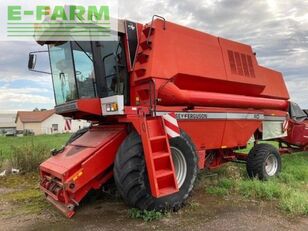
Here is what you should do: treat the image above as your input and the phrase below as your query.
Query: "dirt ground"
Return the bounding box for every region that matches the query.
[0,174,307,231]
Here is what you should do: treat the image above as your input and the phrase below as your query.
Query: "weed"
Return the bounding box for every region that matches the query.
[206,178,235,196]
[129,208,164,221]
[238,180,283,200]
[0,134,70,172]
[217,178,234,189]
[1,189,41,202]
[0,150,3,169]
[0,173,48,216]
[188,201,200,210]
[279,190,308,216]
[0,134,69,159]
[9,144,50,172]
[0,172,38,188]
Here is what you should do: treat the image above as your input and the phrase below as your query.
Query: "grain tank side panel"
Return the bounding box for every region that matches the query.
[135,20,289,104]
[149,20,227,81]
[221,120,261,147]
[178,120,226,150]
[257,67,290,99]
[218,37,266,95]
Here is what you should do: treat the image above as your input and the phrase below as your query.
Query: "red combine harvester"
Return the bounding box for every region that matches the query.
[28,16,307,217]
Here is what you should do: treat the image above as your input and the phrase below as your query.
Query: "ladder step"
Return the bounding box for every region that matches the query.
[153,151,170,159]
[136,52,149,64]
[135,68,146,77]
[143,26,155,37]
[150,135,166,141]
[146,118,165,137]
[158,187,178,196]
[140,40,152,50]
[155,170,174,178]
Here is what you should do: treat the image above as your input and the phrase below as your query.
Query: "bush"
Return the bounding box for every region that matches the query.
[9,144,50,172]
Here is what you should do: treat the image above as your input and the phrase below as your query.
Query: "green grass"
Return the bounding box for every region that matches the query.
[204,152,308,216]
[0,135,70,216]
[0,134,70,171]
[0,173,51,217]
[0,134,70,158]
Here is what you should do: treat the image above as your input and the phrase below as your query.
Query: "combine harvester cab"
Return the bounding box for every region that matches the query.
[28,15,303,217]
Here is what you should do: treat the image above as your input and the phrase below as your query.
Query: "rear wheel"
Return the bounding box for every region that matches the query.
[246,143,281,180]
[113,130,198,211]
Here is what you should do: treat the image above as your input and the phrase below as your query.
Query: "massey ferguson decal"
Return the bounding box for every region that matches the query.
[176,113,208,120]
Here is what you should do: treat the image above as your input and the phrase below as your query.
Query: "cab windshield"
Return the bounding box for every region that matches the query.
[49,40,127,105]
[49,42,95,105]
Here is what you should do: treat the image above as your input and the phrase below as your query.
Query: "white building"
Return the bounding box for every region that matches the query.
[16,109,89,135]
[0,114,16,134]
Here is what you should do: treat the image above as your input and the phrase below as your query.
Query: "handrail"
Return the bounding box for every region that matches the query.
[146,15,166,47]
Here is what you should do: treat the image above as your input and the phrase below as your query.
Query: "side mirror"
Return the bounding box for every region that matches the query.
[28,53,37,70]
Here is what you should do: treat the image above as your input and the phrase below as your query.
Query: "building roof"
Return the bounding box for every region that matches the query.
[0,114,16,128]
[16,109,55,123]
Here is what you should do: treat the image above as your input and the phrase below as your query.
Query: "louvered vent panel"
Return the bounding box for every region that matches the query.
[227,50,256,78]
[228,50,237,74]
[241,54,250,77]
[234,52,244,76]
[247,55,256,77]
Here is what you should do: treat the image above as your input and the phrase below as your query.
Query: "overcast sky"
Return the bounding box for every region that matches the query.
[0,0,307,113]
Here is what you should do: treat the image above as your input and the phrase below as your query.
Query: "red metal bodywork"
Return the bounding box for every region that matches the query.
[132,20,289,108]
[281,119,308,149]
[157,81,288,110]
[39,18,297,217]
[40,125,127,217]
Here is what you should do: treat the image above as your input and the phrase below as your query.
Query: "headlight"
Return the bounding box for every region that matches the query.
[106,103,118,112]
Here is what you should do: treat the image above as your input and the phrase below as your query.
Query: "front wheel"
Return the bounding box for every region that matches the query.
[246,143,281,180]
[113,130,198,211]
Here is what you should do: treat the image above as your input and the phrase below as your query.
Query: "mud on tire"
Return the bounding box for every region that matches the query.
[113,130,198,211]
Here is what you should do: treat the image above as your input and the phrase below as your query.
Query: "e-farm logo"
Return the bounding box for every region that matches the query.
[1,0,118,41]
[8,5,110,22]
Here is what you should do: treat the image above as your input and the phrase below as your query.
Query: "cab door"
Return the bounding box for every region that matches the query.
[91,37,130,105]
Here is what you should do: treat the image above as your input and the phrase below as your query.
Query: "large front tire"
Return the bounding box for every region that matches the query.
[113,130,198,211]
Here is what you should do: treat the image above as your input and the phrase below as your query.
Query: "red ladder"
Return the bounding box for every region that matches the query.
[139,116,179,197]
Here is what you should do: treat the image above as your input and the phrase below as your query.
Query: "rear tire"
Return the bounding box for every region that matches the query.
[113,130,198,211]
[246,143,281,180]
